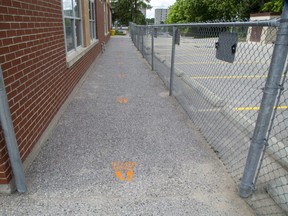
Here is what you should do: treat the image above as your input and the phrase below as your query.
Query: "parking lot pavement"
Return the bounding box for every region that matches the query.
[150,35,288,147]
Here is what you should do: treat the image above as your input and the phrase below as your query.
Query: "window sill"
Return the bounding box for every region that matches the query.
[66,39,99,68]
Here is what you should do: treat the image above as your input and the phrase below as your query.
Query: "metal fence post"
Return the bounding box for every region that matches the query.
[129,22,131,38]
[137,27,140,51]
[239,1,288,198]
[130,23,133,44]
[138,28,140,51]
[133,29,135,45]
[138,28,140,50]
[141,27,144,57]
[0,67,26,193]
[169,27,177,96]
[133,26,136,45]
[136,28,139,50]
[151,27,155,71]
[134,28,136,48]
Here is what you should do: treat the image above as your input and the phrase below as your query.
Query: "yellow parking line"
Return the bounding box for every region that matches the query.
[191,75,267,79]
[235,106,288,111]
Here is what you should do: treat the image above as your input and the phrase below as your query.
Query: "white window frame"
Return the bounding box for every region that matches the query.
[103,1,108,34]
[89,0,97,41]
[62,0,83,54]
[61,0,99,68]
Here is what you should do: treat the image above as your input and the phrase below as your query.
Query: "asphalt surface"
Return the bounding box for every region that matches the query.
[152,36,273,115]
[0,35,254,215]
[149,34,288,137]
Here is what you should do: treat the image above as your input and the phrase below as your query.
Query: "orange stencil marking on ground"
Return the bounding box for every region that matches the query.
[115,97,128,104]
[116,74,127,79]
[126,170,134,182]
[114,171,125,181]
[112,161,136,182]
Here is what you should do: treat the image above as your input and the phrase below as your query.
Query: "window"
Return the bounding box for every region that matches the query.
[63,0,83,52]
[103,1,108,34]
[62,0,100,67]
[89,0,96,40]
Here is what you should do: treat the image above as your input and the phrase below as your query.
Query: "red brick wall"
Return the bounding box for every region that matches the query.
[96,0,111,41]
[0,0,110,185]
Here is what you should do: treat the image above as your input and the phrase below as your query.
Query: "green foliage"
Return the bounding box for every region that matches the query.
[111,0,284,25]
[111,0,151,25]
[145,18,155,25]
[261,0,284,12]
[166,0,283,23]
[166,0,239,23]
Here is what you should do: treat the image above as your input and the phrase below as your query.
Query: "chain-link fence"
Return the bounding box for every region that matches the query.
[130,13,288,215]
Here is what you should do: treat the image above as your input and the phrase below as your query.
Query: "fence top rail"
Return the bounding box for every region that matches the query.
[131,19,280,28]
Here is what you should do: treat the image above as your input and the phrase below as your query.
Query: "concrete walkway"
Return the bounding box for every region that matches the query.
[0,36,254,215]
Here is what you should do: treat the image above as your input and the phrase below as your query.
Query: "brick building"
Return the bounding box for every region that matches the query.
[0,0,111,192]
